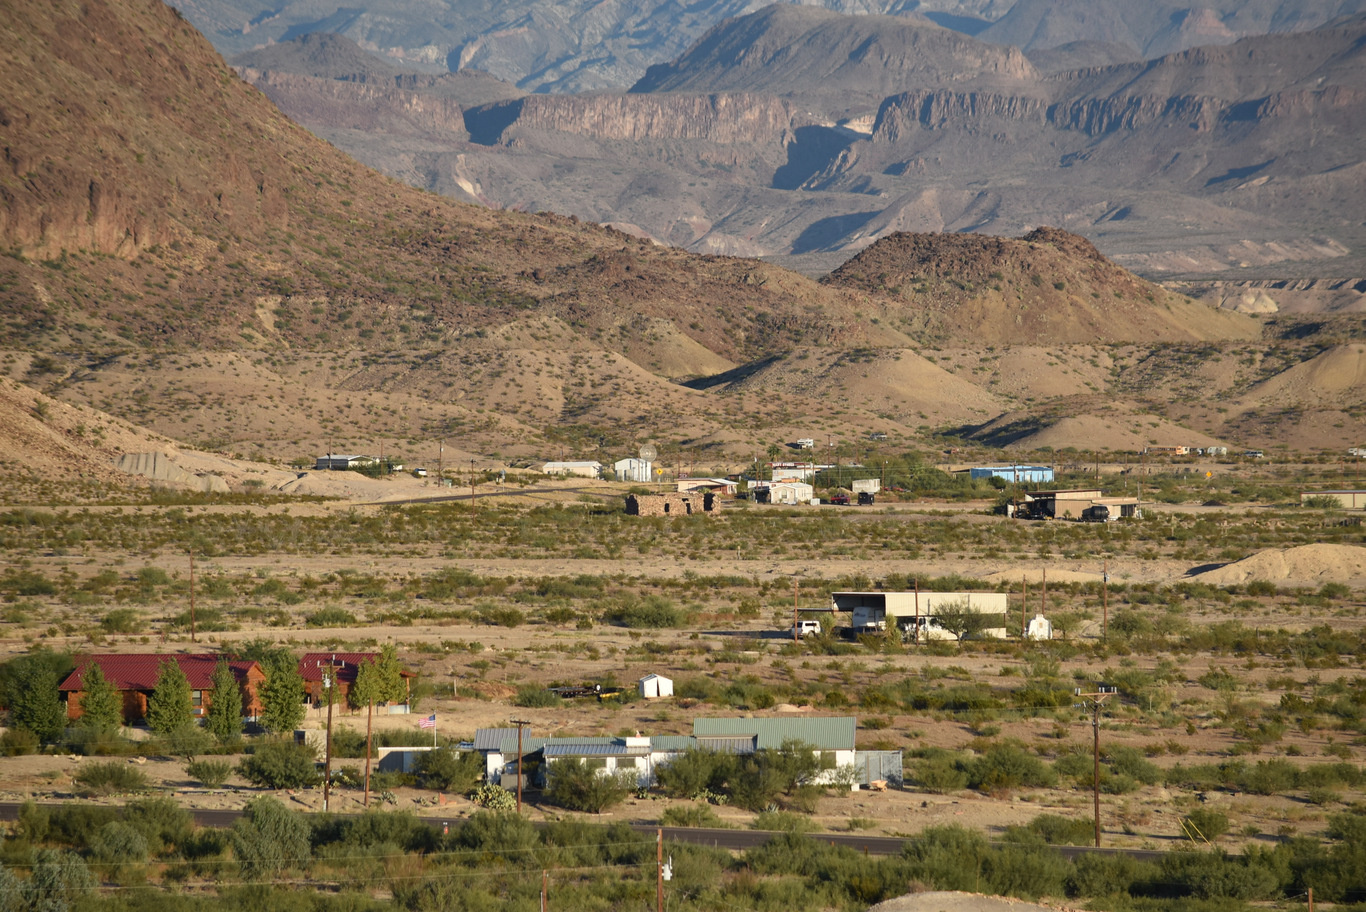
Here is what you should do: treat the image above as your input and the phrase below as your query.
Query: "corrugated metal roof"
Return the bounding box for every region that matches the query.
[693,735,757,754]
[544,743,648,758]
[58,654,259,692]
[474,728,525,752]
[693,717,856,750]
[649,735,699,751]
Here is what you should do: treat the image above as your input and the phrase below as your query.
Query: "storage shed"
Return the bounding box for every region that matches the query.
[638,674,674,699]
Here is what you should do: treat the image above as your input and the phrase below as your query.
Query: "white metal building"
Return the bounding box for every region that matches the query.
[614,457,653,483]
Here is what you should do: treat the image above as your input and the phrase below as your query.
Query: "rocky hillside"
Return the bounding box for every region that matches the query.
[631,5,1038,115]
[2,0,1363,466]
[175,0,1366,92]
[229,8,1366,281]
[822,228,1261,344]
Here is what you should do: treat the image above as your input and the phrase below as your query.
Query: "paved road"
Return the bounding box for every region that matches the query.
[0,801,1166,862]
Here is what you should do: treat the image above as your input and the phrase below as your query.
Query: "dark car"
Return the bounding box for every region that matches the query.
[857,492,875,505]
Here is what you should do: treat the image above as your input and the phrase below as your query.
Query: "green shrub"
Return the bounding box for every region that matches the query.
[237,739,319,789]
[0,728,39,756]
[512,685,561,708]
[1008,813,1094,846]
[1182,808,1229,842]
[660,804,726,828]
[546,759,634,813]
[100,608,142,635]
[186,759,233,788]
[73,760,149,795]
[751,809,815,833]
[89,820,150,867]
[967,743,1056,791]
[305,607,356,627]
[414,749,483,792]
[913,753,969,793]
[602,595,686,628]
[231,796,311,881]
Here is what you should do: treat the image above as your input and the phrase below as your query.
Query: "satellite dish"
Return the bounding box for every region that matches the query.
[639,444,658,462]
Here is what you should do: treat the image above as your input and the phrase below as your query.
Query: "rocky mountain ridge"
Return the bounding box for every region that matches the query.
[230,11,1366,278]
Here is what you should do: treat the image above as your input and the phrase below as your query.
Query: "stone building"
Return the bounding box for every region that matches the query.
[625,492,719,516]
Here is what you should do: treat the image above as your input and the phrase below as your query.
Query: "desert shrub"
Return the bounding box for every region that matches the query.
[124,797,193,856]
[751,809,815,833]
[674,678,718,703]
[1157,848,1279,900]
[602,595,686,628]
[982,832,1071,900]
[660,804,726,828]
[231,796,311,881]
[88,820,150,867]
[1068,850,1156,898]
[1182,808,1230,842]
[1245,580,1279,597]
[304,607,356,627]
[475,606,523,627]
[1008,813,1095,847]
[73,760,149,795]
[186,759,233,788]
[967,742,1056,791]
[546,759,634,813]
[913,753,969,793]
[237,739,319,790]
[903,824,990,891]
[414,749,483,792]
[100,608,142,635]
[656,747,735,799]
[457,810,539,857]
[729,741,825,812]
[512,685,561,708]
[0,728,39,756]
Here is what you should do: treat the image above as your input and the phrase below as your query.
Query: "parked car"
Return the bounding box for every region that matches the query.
[857,492,875,505]
[829,493,850,505]
[793,620,822,638]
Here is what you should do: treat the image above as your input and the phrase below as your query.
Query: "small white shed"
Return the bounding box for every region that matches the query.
[639,673,674,699]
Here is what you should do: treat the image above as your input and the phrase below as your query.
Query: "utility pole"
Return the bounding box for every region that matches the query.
[793,577,799,644]
[657,828,664,912]
[363,691,374,808]
[320,656,345,814]
[510,718,531,812]
[1074,685,1118,847]
[188,549,196,643]
[1102,559,1109,643]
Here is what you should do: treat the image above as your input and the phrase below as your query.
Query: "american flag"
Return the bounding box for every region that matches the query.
[418,713,436,729]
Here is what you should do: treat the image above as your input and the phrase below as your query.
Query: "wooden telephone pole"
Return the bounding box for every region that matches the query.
[510,719,531,812]
[319,656,345,813]
[1074,685,1118,847]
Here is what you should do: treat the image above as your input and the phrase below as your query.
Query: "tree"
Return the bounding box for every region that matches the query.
[205,660,243,743]
[350,645,406,710]
[414,749,483,792]
[932,599,994,643]
[230,796,311,881]
[258,660,306,735]
[9,666,66,743]
[145,660,192,736]
[75,664,121,735]
[546,759,634,813]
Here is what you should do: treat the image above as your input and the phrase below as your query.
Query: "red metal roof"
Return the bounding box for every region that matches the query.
[58,654,259,692]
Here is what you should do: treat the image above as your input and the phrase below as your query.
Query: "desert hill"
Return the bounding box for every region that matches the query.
[1,0,1364,465]
[822,228,1261,344]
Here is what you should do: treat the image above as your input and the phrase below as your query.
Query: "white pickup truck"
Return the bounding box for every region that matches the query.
[793,620,821,638]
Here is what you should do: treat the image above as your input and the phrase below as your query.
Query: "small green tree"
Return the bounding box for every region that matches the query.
[75,664,122,735]
[415,749,483,792]
[230,796,311,881]
[205,660,243,743]
[932,600,993,643]
[546,759,634,813]
[351,645,407,710]
[145,660,193,736]
[8,666,66,743]
[258,661,306,735]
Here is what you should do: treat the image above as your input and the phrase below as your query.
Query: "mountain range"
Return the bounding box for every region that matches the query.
[1,0,1364,475]
[224,3,1366,294]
